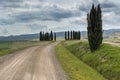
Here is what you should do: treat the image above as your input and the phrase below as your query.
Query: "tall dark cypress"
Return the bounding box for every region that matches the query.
[68,31,69,40]
[77,32,79,40]
[54,33,56,41]
[39,31,42,41]
[74,31,77,40]
[87,4,103,52]
[42,32,44,40]
[43,32,47,40]
[97,4,103,44]
[46,32,48,41]
[71,31,73,40]
[50,31,53,41]
[65,32,67,40]
[73,31,74,40]
[78,31,81,40]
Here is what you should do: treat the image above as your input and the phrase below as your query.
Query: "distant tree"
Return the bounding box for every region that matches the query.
[42,32,44,41]
[44,33,47,40]
[87,4,103,52]
[73,31,75,40]
[54,33,56,41]
[65,32,67,40]
[46,32,49,41]
[68,31,69,40]
[78,31,81,40]
[50,31,53,41]
[39,31,42,41]
[71,31,73,40]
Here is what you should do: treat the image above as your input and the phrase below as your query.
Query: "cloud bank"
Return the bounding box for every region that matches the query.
[0,0,120,36]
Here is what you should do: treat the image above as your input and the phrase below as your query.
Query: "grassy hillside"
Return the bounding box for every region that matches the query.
[55,44,105,80]
[63,40,120,80]
[0,41,51,56]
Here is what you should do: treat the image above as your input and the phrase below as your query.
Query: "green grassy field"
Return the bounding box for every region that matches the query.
[0,41,51,56]
[55,44,105,80]
[63,40,120,80]
[0,41,13,50]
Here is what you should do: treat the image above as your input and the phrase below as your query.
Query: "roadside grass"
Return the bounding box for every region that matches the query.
[63,40,120,80]
[55,44,105,80]
[0,41,51,56]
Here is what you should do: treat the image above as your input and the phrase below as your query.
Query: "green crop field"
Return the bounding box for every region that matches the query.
[62,40,120,80]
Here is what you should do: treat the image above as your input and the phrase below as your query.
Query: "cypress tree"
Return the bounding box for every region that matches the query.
[43,32,45,40]
[87,4,103,52]
[97,4,103,44]
[68,31,69,40]
[74,31,76,40]
[54,33,56,41]
[73,31,74,40]
[50,31,53,41]
[42,32,44,40]
[78,31,81,40]
[75,31,77,40]
[46,32,49,41]
[39,31,42,41]
[71,31,73,40]
[65,32,67,40]
[77,32,79,40]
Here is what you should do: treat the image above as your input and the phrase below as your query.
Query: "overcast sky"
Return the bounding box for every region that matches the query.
[0,0,120,36]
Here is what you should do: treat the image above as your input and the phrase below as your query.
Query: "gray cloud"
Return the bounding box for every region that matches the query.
[0,4,79,25]
[101,2,116,8]
[1,29,9,35]
[0,0,120,36]
[0,0,22,2]
[13,9,73,22]
[0,0,23,8]
[0,18,15,25]
[27,24,48,30]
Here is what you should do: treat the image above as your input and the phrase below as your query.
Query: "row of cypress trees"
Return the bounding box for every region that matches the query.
[39,31,56,41]
[65,31,81,40]
[38,4,103,52]
[87,4,103,52]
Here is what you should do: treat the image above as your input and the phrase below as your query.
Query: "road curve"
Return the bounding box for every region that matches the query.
[0,42,68,80]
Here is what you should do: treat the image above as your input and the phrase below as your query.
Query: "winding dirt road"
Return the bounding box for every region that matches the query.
[0,42,67,80]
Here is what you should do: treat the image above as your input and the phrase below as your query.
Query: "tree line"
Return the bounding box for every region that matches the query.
[39,4,103,52]
[65,31,81,40]
[39,31,56,41]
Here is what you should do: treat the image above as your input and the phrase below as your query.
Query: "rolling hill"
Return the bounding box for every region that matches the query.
[0,29,120,41]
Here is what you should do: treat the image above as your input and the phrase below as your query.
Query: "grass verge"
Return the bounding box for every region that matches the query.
[55,44,105,80]
[63,41,120,80]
